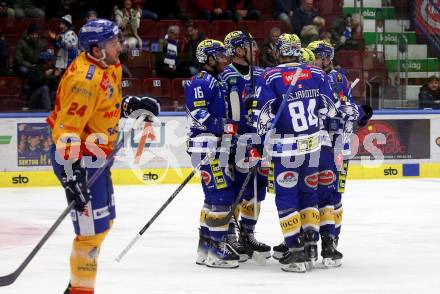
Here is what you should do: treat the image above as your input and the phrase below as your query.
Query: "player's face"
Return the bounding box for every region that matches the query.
[244,42,258,64]
[322,56,332,69]
[314,56,323,68]
[104,37,123,65]
[215,53,229,72]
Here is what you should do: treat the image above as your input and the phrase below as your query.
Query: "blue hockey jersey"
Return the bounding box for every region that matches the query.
[252,63,340,157]
[219,64,265,133]
[325,68,365,148]
[185,71,229,154]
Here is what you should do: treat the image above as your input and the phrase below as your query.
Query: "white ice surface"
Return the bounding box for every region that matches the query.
[1,179,440,294]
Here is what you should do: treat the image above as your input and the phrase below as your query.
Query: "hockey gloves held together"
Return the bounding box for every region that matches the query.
[121,95,161,122]
[61,160,91,212]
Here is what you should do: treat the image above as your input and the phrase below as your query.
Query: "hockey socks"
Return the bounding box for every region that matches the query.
[69,228,109,291]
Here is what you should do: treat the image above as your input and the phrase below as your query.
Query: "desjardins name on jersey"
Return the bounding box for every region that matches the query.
[286,88,320,101]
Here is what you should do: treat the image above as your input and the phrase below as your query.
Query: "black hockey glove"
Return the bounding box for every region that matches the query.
[358,104,373,127]
[121,95,161,122]
[61,160,91,212]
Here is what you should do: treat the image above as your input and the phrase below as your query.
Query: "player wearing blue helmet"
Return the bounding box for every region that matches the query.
[49,19,160,294]
[186,39,242,268]
[220,31,272,261]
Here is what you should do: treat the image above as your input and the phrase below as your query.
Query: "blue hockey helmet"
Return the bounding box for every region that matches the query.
[307,40,334,60]
[224,31,255,57]
[79,19,121,52]
[196,39,227,64]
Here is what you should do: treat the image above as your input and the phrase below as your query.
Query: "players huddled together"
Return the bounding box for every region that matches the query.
[47,17,374,294]
[185,31,373,272]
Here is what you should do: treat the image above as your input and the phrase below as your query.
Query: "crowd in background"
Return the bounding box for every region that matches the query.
[0,0,437,110]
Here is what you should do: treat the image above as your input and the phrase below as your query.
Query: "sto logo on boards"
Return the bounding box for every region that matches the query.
[383,167,398,176]
[12,174,29,184]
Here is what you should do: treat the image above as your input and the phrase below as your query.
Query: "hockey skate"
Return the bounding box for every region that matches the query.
[205,238,239,269]
[226,233,249,262]
[304,231,318,269]
[239,232,271,259]
[272,242,288,260]
[321,233,343,268]
[196,230,210,265]
[279,247,307,273]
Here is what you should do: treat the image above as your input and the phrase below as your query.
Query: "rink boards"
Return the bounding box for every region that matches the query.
[1,110,440,188]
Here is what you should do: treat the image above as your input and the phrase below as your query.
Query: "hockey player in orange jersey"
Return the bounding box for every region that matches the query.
[47,19,159,294]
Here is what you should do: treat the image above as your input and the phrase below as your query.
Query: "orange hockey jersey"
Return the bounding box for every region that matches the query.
[47,52,123,159]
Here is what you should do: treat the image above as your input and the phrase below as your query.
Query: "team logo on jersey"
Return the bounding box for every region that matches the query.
[257,100,273,136]
[276,171,298,188]
[318,170,336,185]
[201,170,212,186]
[337,73,342,83]
[86,64,96,80]
[282,69,312,86]
[305,172,319,188]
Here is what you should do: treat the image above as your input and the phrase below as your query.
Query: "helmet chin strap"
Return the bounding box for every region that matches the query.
[86,48,109,68]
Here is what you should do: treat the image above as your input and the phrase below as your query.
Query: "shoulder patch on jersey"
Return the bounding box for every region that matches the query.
[85,64,96,80]
[337,73,342,83]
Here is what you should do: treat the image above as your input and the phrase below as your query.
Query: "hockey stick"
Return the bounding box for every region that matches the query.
[205,67,303,227]
[0,113,151,287]
[0,137,125,287]
[115,152,215,262]
[337,77,361,193]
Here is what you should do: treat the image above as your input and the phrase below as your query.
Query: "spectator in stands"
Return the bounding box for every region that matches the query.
[14,23,47,78]
[157,25,189,78]
[300,16,325,47]
[419,76,440,109]
[0,1,15,19]
[86,9,97,21]
[272,0,299,31]
[260,26,281,68]
[320,31,332,43]
[49,15,78,71]
[0,29,8,75]
[143,0,182,20]
[114,0,143,48]
[291,0,318,35]
[196,0,233,22]
[182,21,205,75]
[228,0,260,21]
[331,13,361,50]
[300,25,318,47]
[312,16,326,34]
[27,51,60,111]
[12,0,44,19]
[134,0,157,20]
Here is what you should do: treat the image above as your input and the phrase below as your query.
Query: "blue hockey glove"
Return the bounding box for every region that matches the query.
[358,104,373,127]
